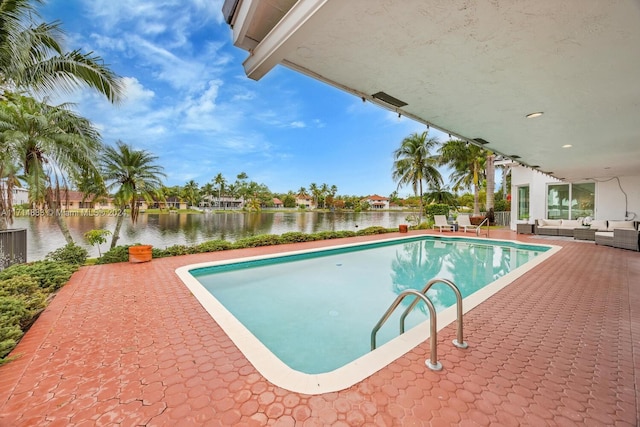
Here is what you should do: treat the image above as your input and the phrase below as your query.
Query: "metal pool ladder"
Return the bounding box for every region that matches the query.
[371,278,468,371]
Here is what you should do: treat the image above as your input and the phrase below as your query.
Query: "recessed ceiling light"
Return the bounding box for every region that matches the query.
[526,112,544,119]
[562,144,572,148]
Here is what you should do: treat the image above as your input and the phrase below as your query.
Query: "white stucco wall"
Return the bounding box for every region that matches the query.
[509,167,640,230]
[595,175,640,221]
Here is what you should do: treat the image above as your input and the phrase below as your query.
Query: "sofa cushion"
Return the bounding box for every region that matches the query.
[607,220,635,231]
[538,219,562,227]
[559,219,582,228]
[589,219,608,231]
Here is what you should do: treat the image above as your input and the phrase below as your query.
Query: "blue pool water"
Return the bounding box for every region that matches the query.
[190,236,548,374]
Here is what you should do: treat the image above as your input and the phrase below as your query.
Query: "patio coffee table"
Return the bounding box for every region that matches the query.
[574,227,596,240]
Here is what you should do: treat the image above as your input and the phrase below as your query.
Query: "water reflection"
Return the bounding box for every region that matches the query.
[14,210,410,261]
[389,240,536,316]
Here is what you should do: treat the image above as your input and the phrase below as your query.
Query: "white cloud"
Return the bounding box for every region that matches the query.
[289,121,306,128]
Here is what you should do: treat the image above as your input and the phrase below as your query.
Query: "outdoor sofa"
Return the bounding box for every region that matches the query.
[535,219,640,251]
[594,220,639,251]
[535,219,584,236]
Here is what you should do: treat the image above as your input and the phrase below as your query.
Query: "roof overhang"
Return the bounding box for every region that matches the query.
[223,0,640,181]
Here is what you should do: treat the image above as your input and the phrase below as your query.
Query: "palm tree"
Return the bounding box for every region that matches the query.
[0,0,123,102]
[213,173,226,209]
[320,183,329,208]
[392,131,443,222]
[0,159,22,228]
[0,93,103,242]
[309,183,319,209]
[438,139,486,216]
[200,182,214,207]
[181,180,199,208]
[424,183,456,206]
[101,141,166,248]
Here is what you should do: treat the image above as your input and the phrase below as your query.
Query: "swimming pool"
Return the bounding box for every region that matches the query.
[176,235,559,394]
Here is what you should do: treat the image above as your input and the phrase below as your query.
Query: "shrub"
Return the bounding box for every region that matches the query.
[45,243,88,266]
[279,232,315,243]
[0,296,28,360]
[160,245,195,257]
[0,261,77,292]
[0,275,47,324]
[233,234,282,249]
[151,247,169,258]
[96,245,131,264]
[356,226,389,236]
[194,240,233,253]
[494,199,510,212]
[425,204,450,221]
[312,230,356,240]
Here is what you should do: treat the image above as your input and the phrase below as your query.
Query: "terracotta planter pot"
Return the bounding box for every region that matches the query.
[128,245,153,263]
[399,224,408,233]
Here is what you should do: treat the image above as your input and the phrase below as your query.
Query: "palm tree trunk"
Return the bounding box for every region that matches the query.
[110,213,124,249]
[418,180,424,223]
[485,154,495,210]
[473,183,481,216]
[55,214,74,244]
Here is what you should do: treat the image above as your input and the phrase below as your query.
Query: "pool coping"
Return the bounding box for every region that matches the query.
[175,235,561,394]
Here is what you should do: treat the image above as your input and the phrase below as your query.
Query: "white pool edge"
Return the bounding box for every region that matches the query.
[175,235,561,394]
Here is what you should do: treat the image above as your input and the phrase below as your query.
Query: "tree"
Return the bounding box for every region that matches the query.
[392,131,443,222]
[0,0,123,102]
[0,94,103,242]
[181,180,200,208]
[100,141,166,248]
[485,152,495,211]
[424,183,457,206]
[438,139,486,216]
[320,183,329,208]
[213,173,226,209]
[84,229,111,257]
[309,183,319,209]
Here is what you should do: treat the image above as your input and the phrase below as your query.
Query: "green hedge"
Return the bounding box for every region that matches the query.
[425,204,450,221]
[96,228,397,265]
[0,259,78,364]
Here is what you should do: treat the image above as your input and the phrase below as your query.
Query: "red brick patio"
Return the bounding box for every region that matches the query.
[0,229,638,426]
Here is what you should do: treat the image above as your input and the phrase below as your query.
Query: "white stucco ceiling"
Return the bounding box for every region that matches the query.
[227,0,640,181]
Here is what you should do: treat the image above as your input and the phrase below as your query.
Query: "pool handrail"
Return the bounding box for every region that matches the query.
[399,278,469,350]
[371,289,442,370]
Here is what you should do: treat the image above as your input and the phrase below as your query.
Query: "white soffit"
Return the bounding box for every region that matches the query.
[230,0,640,181]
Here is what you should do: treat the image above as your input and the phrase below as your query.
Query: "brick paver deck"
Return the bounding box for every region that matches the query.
[0,230,638,426]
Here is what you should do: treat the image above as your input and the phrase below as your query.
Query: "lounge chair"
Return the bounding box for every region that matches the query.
[433,215,454,232]
[457,214,479,233]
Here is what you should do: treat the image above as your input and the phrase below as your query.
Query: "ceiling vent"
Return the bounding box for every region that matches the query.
[473,138,490,145]
[371,92,407,108]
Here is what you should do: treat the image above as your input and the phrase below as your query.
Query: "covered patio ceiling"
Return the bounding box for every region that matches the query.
[223,0,640,182]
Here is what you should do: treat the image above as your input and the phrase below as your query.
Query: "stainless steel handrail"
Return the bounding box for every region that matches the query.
[476,217,489,237]
[399,278,468,350]
[371,289,442,370]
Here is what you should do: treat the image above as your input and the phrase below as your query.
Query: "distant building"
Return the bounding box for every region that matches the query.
[199,195,244,209]
[295,194,315,209]
[0,183,29,206]
[273,198,283,208]
[42,190,114,210]
[364,194,390,210]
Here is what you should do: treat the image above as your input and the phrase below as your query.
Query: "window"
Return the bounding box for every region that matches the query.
[547,183,594,219]
[517,186,529,220]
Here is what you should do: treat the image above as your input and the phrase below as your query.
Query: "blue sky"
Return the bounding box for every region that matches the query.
[40,0,452,197]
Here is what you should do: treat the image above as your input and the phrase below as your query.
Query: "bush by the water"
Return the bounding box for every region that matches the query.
[95,228,395,265]
[355,226,392,235]
[45,243,88,266]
